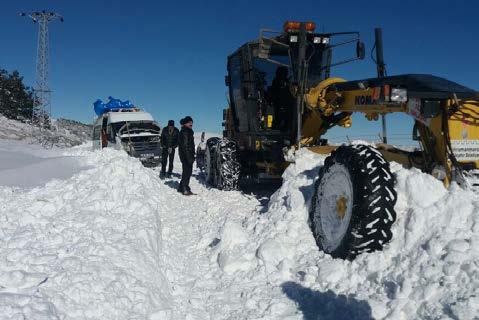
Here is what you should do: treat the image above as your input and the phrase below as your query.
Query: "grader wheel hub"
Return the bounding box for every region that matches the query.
[336,196,347,219]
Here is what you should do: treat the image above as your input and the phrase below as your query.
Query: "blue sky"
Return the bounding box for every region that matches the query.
[1,0,478,143]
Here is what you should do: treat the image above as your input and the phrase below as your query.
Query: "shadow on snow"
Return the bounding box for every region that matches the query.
[281,281,373,320]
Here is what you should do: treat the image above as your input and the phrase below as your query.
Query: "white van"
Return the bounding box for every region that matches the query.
[92,108,162,167]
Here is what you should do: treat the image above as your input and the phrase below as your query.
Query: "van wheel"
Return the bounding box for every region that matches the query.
[309,144,397,260]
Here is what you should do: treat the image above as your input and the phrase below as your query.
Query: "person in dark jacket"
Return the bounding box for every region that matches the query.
[267,66,294,131]
[178,116,195,195]
[101,128,108,148]
[160,120,179,178]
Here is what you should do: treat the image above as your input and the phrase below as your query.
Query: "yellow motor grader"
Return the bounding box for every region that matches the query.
[200,21,479,259]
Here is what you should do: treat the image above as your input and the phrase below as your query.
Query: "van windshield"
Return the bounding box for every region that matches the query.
[111,122,126,136]
[117,121,161,136]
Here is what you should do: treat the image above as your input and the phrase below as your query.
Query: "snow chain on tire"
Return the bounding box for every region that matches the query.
[205,137,240,190]
[309,144,397,260]
[205,137,220,185]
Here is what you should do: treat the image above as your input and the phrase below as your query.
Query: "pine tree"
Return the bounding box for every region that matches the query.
[0,68,35,122]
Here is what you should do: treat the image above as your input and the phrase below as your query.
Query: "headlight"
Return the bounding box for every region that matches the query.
[290,35,298,43]
[391,88,407,102]
[313,37,329,44]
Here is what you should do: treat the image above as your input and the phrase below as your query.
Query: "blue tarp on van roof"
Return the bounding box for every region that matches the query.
[94,97,134,116]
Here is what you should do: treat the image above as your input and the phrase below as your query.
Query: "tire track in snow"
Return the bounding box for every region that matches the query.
[154,165,264,319]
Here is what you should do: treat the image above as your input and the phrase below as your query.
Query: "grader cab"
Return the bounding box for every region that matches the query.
[201,21,479,259]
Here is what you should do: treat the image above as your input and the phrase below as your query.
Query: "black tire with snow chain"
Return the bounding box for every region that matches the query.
[205,137,220,185]
[309,144,397,260]
[205,137,240,190]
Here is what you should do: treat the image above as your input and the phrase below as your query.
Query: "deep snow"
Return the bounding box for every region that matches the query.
[0,137,478,319]
[0,140,88,188]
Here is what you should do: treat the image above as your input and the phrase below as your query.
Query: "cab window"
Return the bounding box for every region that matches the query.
[228,53,249,132]
[252,50,294,132]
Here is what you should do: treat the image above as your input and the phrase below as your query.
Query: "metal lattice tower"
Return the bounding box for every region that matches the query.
[20,11,63,129]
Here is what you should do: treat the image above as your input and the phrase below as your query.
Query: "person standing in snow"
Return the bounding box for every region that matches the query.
[101,128,108,148]
[160,120,179,179]
[178,116,195,195]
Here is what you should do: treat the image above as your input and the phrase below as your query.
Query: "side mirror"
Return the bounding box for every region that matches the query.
[225,75,231,86]
[258,37,272,59]
[356,41,365,60]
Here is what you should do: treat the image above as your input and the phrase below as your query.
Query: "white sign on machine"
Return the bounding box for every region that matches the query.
[451,140,479,161]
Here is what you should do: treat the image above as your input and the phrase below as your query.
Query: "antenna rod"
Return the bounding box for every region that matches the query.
[296,23,307,149]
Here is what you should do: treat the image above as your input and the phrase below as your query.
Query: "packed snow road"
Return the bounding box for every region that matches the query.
[0,140,478,319]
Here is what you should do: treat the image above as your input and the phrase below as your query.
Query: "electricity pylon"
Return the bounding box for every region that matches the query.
[20,11,63,131]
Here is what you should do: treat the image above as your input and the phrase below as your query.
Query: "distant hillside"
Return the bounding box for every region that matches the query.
[0,115,92,147]
[54,118,92,142]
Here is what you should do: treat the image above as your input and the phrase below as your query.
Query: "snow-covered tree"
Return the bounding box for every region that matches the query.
[0,68,36,122]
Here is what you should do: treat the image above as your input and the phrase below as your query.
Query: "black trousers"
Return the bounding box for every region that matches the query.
[179,161,193,192]
[161,147,175,173]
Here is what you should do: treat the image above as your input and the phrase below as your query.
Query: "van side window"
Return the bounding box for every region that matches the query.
[106,124,115,142]
[93,125,101,140]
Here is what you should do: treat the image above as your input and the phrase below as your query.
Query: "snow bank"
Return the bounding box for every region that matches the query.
[1,136,477,319]
[214,148,478,319]
[0,116,32,140]
[0,148,173,319]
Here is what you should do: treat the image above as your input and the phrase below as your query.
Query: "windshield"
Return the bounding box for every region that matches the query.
[253,39,330,88]
[118,121,161,136]
[111,121,126,136]
[253,53,292,95]
[290,43,330,87]
[252,48,295,132]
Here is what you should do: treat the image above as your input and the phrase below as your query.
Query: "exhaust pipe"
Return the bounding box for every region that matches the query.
[375,28,388,144]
